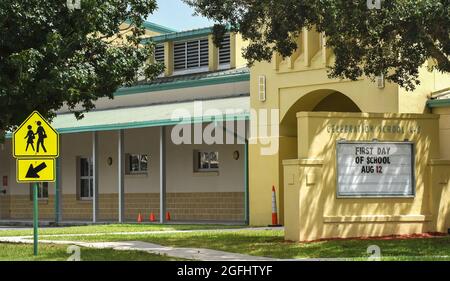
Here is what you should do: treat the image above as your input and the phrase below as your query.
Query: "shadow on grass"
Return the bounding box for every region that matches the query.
[88,230,450,259]
[34,229,450,260]
[0,243,184,261]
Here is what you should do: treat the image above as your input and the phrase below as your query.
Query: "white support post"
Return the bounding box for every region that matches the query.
[92,131,99,223]
[54,136,62,224]
[159,126,166,223]
[118,130,125,223]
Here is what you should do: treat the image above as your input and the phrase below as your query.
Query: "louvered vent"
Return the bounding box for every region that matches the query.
[154,44,164,63]
[258,75,266,102]
[376,74,385,89]
[199,38,209,67]
[174,38,209,72]
[174,41,187,71]
[219,34,231,65]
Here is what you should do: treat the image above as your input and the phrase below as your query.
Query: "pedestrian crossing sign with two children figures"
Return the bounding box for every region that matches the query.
[13,111,59,158]
[13,111,59,183]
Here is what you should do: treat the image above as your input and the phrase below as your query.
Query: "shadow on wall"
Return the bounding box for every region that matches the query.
[281,88,448,241]
[280,90,362,137]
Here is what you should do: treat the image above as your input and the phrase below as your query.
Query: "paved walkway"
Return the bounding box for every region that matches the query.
[1,226,284,239]
[0,236,277,261]
[0,227,290,260]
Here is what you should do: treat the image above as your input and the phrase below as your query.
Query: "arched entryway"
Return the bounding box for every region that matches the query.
[281,90,362,138]
[273,89,362,224]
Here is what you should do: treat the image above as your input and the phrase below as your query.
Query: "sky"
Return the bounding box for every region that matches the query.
[147,0,214,31]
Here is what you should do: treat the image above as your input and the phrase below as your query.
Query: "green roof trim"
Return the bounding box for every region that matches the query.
[56,114,249,135]
[115,70,250,96]
[5,96,250,138]
[142,21,178,34]
[4,114,248,138]
[427,98,450,108]
[124,20,177,34]
[144,26,213,43]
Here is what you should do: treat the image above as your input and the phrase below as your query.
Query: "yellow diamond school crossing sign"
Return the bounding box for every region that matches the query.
[13,111,59,158]
[16,158,56,183]
[13,111,59,183]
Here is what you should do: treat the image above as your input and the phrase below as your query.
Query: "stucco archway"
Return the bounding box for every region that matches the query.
[280,90,362,137]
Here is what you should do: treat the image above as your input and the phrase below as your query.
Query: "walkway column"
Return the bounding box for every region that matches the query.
[244,120,250,225]
[54,135,62,224]
[54,156,62,224]
[118,130,125,223]
[159,126,166,223]
[92,132,99,223]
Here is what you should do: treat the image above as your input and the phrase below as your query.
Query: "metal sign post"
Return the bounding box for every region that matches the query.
[12,111,59,256]
[32,182,39,256]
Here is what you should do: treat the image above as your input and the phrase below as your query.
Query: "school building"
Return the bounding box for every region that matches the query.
[0,22,250,223]
[250,28,450,241]
[0,22,450,241]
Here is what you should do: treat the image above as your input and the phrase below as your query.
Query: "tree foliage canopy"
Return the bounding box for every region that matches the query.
[185,0,450,91]
[0,0,162,133]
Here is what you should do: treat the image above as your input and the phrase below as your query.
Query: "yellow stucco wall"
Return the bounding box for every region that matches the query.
[282,112,450,241]
[432,107,450,159]
[232,33,249,69]
[398,67,450,114]
[249,27,450,227]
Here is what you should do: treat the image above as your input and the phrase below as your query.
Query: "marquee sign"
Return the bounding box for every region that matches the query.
[336,141,415,197]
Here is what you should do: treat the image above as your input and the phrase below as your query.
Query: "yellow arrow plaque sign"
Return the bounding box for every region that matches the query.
[13,111,59,158]
[16,158,56,183]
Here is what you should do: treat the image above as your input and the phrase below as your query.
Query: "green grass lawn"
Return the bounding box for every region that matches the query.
[0,223,245,237]
[40,229,450,261]
[2,226,449,260]
[0,242,185,261]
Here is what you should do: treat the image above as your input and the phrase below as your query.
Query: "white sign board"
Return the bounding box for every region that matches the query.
[336,142,415,197]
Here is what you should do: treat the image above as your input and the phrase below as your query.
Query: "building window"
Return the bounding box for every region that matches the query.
[154,44,165,63]
[79,157,93,200]
[30,182,48,200]
[126,154,148,174]
[195,151,219,172]
[218,33,231,68]
[173,38,209,74]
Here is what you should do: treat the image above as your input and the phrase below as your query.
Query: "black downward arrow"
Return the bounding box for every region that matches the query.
[25,162,47,178]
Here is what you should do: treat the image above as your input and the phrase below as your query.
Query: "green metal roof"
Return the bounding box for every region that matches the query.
[427,98,450,108]
[142,21,178,34]
[14,96,249,135]
[124,20,177,34]
[144,26,213,43]
[115,67,250,96]
[142,24,236,44]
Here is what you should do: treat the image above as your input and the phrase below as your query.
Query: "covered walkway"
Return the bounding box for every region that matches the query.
[0,96,250,225]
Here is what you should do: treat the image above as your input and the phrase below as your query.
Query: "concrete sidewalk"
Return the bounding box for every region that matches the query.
[0,226,283,239]
[0,236,277,261]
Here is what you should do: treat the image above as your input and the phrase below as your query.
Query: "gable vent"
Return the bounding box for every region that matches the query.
[154,44,165,63]
[174,38,209,72]
[219,34,231,66]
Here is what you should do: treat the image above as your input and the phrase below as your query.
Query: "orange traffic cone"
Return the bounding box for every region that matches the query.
[166,211,171,221]
[149,212,156,222]
[269,186,281,227]
[137,212,143,223]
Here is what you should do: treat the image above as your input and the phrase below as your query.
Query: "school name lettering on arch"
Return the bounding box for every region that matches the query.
[327,123,422,134]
